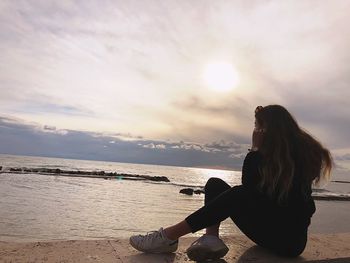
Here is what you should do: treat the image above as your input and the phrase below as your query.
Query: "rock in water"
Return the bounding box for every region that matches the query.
[194,189,205,195]
[180,188,194,195]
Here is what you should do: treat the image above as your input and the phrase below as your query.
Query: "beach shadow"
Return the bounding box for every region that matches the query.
[236,246,350,263]
[127,252,228,263]
[305,258,350,263]
[197,259,228,263]
[236,245,304,262]
[127,252,176,262]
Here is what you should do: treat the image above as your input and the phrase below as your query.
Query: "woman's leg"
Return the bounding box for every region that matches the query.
[204,178,231,236]
[130,178,236,254]
[185,184,275,245]
[185,184,246,234]
[163,220,192,241]
[164,177,231,240]
[133,176,307,257]
[184,183,307,257]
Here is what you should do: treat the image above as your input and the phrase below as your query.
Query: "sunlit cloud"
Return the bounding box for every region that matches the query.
[0,0,350,160]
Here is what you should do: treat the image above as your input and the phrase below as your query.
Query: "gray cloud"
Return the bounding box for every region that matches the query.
[334,153,350,161]
[0,116,247,170]
[43,125,56,131]
[21,102,93,116]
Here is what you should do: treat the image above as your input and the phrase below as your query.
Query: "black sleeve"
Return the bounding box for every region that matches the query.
[241,151,263,190]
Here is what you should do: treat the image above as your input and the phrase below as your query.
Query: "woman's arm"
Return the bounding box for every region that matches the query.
[242,112,265,189]
[242,127,264,189]
[241,151,262,189]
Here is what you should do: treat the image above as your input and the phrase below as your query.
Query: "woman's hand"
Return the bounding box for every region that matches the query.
[251,128,265,151]
[251,106,265,151]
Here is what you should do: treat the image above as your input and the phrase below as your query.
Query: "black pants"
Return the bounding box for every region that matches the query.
[185,178,308,257]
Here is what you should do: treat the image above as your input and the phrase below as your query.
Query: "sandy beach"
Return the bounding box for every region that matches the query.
[1,233,350,263]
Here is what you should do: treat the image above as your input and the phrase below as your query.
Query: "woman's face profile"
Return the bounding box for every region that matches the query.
[254,117,264,131]
[254,119,259,130]
[254,106,264,131]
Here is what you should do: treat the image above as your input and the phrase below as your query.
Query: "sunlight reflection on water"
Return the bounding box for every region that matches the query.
[0,173,238,241]
[0,155,242,241]
[0,154,348,242]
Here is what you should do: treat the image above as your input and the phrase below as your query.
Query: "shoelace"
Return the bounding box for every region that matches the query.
[138,230,162,247]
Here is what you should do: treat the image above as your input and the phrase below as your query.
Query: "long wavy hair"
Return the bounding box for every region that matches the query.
[255,105,332,203]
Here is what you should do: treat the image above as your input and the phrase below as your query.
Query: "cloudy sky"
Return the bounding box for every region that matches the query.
[1,1,349,169]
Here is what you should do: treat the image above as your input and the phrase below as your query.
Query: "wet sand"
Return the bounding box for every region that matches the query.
[1,233,349,262]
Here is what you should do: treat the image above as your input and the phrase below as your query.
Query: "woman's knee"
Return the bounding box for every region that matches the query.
[205,177,230,193]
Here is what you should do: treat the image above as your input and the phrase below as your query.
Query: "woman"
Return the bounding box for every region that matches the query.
[129,105,332,261]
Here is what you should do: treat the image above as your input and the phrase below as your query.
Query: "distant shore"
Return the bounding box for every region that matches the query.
[1,233,349,262]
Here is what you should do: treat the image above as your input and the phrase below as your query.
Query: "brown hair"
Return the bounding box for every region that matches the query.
[255,105,332,203]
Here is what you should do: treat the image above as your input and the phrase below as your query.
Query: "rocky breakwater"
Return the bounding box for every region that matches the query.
[2,167,170,183]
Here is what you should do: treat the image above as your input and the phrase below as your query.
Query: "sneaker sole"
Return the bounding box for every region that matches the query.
[187,246,229,261]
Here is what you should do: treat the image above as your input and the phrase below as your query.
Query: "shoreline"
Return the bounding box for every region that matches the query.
[1,233,350,262]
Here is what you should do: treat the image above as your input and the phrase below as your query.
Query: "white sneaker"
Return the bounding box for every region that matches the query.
[186,234,229,261]
[129,227,178,253]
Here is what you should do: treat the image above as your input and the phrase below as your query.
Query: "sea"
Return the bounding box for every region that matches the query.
[0,154,349,242]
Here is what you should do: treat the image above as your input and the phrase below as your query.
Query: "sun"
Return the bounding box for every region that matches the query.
[203,62,239,92]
